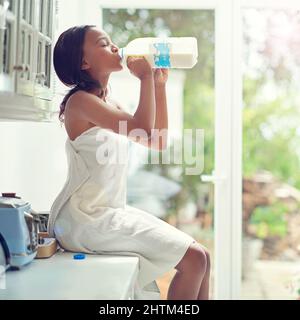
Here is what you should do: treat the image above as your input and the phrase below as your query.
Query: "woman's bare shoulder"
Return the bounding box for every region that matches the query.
[67,90,94,106]
[64,91,97,140]
[63,91,85,115]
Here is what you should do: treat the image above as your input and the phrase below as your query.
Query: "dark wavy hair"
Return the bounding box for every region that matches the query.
[53,25,106,122]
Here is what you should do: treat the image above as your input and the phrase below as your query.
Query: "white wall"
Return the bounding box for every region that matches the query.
[53,0,103,101]
[0,120,67,212]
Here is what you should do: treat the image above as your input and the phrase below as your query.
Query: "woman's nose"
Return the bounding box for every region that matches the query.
[111,45,119,53]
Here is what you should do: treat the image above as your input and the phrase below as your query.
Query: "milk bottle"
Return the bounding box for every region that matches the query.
[118,37,198,69]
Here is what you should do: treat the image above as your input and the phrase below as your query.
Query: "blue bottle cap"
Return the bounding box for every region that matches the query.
[73,253,85,260]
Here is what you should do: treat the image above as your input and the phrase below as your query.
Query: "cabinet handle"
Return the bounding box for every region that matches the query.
[35,72,46,80]
[35,72,46,86]
[13,64,30,72]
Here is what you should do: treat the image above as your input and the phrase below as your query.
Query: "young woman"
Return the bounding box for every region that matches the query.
[47,25,210,300]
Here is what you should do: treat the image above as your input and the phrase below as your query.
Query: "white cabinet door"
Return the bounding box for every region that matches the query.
[0,0,18,92]
[33,0,54,101]
[15,0,35,97]
[15,0,54,101]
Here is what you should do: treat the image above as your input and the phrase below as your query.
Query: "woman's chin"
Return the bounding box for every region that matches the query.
[114,64,124,72]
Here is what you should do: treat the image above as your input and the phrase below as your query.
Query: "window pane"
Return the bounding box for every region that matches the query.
[45,43,51,87]
[47,0,52,37]
[22,0,27,20]
[242,8,300,300]
[37,41,42,77]
[21,30,25,63]
[29,0,33,25]
[39,0,44,32]
[20,30,25,78]
[27,34,31,80]
[3,22,11,74]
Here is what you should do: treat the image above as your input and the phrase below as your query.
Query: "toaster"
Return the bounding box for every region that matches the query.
[0,193,39,269]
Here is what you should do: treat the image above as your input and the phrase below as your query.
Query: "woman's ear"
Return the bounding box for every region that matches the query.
[81,59,90,71]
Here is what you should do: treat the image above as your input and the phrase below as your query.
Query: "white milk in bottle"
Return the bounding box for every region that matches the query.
[118,37,198,69]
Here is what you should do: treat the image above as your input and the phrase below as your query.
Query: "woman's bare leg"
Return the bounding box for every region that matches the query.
[167,241,208,300]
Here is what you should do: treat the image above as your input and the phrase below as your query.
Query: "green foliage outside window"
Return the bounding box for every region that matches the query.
[250,202,288,239]
[104,8,300,222]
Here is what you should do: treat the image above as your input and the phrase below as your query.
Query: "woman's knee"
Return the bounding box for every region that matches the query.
[175,241,208,273]
[203,247,211,272]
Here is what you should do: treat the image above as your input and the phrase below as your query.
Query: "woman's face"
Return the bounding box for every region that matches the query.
[81,27,123,76]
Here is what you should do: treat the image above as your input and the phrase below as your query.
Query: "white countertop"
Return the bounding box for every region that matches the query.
[0,251,139,300]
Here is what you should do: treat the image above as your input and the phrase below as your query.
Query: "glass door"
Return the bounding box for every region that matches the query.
[241,2,300,300]
[97,0,300,300]
[99,1,217,299]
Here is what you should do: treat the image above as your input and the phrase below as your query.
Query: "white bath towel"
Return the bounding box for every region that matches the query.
[47,126,196,300]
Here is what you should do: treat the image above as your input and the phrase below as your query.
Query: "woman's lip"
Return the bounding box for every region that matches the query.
[116,53,123,63]
[117,48,123,60]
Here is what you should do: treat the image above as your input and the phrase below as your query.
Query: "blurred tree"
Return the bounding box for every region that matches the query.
[243,9,300,188]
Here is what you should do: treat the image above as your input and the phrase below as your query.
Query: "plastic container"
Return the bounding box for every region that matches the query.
[35,232,57,259]
[118,37,198,69]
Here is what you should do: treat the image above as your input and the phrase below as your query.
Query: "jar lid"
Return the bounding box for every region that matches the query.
[0,196,28,208]
[73,253,86,260]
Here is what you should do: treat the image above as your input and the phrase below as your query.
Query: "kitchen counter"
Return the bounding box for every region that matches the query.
[0,251,139,300]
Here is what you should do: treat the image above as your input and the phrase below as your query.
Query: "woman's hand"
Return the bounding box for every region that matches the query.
[153,68,168,86]
[127,57,153,80]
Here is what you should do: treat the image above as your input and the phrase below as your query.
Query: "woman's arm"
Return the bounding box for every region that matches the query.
[133,73,156,136]
[73,57,156,139]
[144,69,169,150]
[152,72,168,150]
[113,86,167,150]
[113,69,169,151]
[135,69,169,150]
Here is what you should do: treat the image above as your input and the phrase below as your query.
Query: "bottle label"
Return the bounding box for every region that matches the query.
[152,42,171,68]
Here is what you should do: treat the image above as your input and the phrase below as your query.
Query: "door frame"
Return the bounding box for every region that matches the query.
[214,0,242,300]
[95,0,243,300]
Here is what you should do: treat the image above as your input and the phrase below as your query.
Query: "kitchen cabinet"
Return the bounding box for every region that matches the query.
[0,0,57,121]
